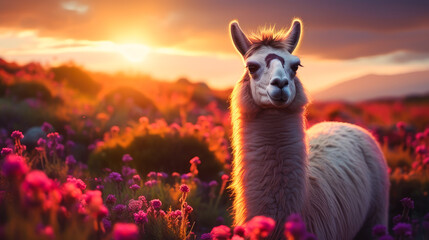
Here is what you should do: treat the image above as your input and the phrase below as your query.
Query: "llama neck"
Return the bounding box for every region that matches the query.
[232,108,309,224]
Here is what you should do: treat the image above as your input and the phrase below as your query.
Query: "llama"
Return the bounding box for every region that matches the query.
[229,19,390,240]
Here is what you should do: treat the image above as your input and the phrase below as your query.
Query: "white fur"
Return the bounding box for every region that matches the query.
[229,20,390,240]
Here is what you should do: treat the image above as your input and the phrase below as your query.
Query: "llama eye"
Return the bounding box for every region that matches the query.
[291,63,302,72]
[247,63,260,74]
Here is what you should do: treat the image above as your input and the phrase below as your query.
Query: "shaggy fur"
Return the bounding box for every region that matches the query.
[229,20,390,240]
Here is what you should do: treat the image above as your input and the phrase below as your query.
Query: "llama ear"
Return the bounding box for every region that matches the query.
[230,20,252,56]
[284,19,302,53]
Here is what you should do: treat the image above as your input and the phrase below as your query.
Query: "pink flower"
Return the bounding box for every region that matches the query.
[21,170,53,206]
[172,172,180,178]
[415,145,427,155]
[150,199,162,210]
[2,154,29,180]
[83,190,107,218]
[129,184,140,192]
[133,210,148,224]
[210,225,231,240]
[396,122,406,131]
[110,126,120,134]
[1,147,13,157]
[221,174,229,181]
[132,174,141,182]
[61,182,82,203]
[246,216,276,239]
[67,177,86,190]
[128,199,143,212]
[180,184,190,193]
[113,223,139,240]
[122,154,133,163]
[233,225,246,237]
[41,122,53,132]
[190,156,201,165]
[147,171,157,179]
[11,130,24,139]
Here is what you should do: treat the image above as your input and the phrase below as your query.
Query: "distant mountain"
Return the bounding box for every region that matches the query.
[312,70,429,102]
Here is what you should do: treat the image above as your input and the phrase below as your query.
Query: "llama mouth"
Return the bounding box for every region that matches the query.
[267,88,290,105]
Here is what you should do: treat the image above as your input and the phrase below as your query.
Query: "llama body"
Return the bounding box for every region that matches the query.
[229,20,390,240]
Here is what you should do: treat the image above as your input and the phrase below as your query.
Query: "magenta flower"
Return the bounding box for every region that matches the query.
[113,223,138,240]
[129,184,140,192]
[41,122,53,132]
[190,156,201,165]
[150,199,162,210]
[113,204,127,215]
[157,172,168,179]
[2,155,29,180]
[180,184,190,193]
[147,171,157,179]
[11,130,24,139]
[106,194,117,206]
[221,174,229,181]
[47,132,60,141]
[21,170,53,206]
[201,233,213,240]
[102,218,112,232]
[392,223,412,236]
[122,154,133,163]
[246,216,276,239]
[415,145,427,155]
[209,180,219,187]
[128,199,143,212]
[1,147,13,157]
[396,122,406,131]
[65,155,77,166]
[210,225,231,240]
[400,197,414,209]
[133,210,148,224]
[109,172,123,183]
[372,224,387,237]
[122,166,137,177]
[67,177,86,190]
[284,214,307,239]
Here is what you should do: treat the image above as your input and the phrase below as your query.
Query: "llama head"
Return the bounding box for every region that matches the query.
[230,19,307,109]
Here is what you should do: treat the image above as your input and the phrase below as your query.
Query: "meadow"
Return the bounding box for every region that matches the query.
[0,58,428,239]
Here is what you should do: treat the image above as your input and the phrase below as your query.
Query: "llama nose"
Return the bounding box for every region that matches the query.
[270,77,289,88]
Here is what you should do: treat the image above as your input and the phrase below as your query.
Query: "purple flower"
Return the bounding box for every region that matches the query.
[66,140,75,149]
[392,214,402,225]
[400,197,414,209]
[180,184,190,193]
[113,223,138,240]
[2,155,29,180]
[102,218,112,232]
[392,223,412,236]
[210,225,231,240]
[122,166,137,177]
[423,212,429,230]
[1,147,13,157]
[200,233,213,240]
[372,224,387,237]
[41,122,53,132]
[113,204,127,215]
[133,210,148,224]
[209,180,218,187]
[379,235,394,240]
[106,194,117,206]
[65,155,77,166]
[284,214,306,239]
[181,173,191,180]
[190,156,201,165]
[128,199,143,212]
[150,199,162,211]
[109,172,123,183]
[122,154,133,163]
[11,130,24,139]
[129,184,140,192]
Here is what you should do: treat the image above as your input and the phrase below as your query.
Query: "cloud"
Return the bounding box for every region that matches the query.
[0,0,428,59]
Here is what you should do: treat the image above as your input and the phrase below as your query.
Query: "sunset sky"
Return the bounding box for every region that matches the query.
[0,0,428,92]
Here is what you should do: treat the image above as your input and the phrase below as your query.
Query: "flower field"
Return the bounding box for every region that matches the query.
[0,59,429,239]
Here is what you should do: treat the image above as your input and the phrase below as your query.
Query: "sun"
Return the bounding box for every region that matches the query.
[116,43,150,63]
